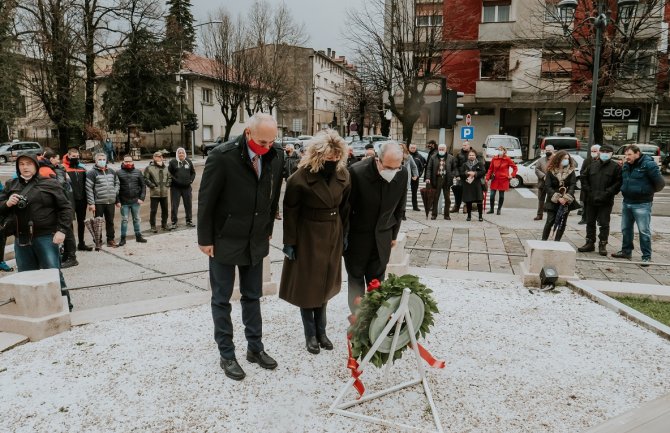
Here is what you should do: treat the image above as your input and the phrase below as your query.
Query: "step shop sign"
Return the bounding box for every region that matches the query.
[601,107,640,121]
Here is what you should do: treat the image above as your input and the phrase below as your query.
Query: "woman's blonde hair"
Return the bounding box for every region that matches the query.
[298,129,348,173]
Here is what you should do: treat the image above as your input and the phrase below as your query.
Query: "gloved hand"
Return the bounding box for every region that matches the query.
[282,245,296,260]
[343,235,349,252]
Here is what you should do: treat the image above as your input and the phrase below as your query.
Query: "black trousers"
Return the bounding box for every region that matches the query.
[0,231,6,262]
[95,203,116,241]
[431,176,451,218]
[536,184,546,217]
[300,303,327,338]
[585,203,613,243]
[542,209,570,241]
[410,178,420,209]
[73,199,88,246]
[210,259,264,360]
[490,190,505,211]
[150,197,169,228]
[346,240,386,313]
[62,220,76,256]
[452,184,463,210]
[171,185,192,224]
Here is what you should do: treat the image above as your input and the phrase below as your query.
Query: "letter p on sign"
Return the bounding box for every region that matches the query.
[460,126,474,140]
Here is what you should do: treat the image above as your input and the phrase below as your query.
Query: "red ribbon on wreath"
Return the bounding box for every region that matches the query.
[346,333,365,397]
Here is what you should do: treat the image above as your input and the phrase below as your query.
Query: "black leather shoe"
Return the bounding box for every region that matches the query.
[487,209,494,214]
[317,334,333,350]
[246,350,278,369]
[220,357,245,381]
[306,336,320,354]
[77,244,93,252]
[611,251,632,260]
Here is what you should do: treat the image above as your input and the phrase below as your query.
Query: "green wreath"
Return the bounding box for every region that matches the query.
[348,274,439,368]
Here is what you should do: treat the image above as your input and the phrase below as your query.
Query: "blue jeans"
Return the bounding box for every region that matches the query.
[120,203,141,237]
[14,234,66,289]
[621,201,652,260]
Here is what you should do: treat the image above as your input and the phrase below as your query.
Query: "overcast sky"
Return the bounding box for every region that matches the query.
[190,0,364,60]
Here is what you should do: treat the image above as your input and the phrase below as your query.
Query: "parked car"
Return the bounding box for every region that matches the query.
[534,136,581,158]
[349,140,368,160]
[361,135,388,144]
[612,143,665,168]
[482,135,523,167]
[276,136,301,149]
[515,154,584,188]
[294,135,313,150]
[202,135,239,156]
[0,141,43,163]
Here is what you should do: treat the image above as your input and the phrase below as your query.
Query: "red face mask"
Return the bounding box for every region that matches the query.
[122,162,135,170]
[247,135,271,156]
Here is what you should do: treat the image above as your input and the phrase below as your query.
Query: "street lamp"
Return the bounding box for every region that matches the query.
[557,0,639,147]
[177,20,222,158]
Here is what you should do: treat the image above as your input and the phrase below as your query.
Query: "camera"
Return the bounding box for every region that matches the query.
[15,195,28,209]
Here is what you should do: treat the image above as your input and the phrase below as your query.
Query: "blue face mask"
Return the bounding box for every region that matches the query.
[96,160,107,168]
[561,159,569,167]
[599,153,611,162]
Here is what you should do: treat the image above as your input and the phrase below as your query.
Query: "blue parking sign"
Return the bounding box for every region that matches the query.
[460,126,474,140]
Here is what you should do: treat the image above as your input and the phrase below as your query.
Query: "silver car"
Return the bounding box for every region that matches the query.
[0,141,43,163]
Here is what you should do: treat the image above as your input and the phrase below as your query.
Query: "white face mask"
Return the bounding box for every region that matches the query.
[379,169,398,183]
[591,152,599,158]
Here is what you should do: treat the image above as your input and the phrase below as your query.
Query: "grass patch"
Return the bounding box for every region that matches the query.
[615,296,670,327]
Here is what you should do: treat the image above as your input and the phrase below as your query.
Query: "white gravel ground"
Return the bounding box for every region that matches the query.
[1,277,669,433]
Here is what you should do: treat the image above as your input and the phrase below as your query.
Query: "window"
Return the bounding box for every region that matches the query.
[316,97,321,109]
[482,1,511,23]
[17,95,26,118]
[202,88,212,104]
[544,1,560,22]
[480,53,509,80]
[541,52,572,78]
[202,125,213,141]
[618,43,656,78]
[416,15,443,27]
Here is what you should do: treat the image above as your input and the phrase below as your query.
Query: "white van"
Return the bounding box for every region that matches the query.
[482,135,523,167]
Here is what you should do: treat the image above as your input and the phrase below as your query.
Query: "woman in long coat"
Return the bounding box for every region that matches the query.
[542,150,578,241]
[459,149,486,221]
[279,129,351,355]
[485,145,518,215]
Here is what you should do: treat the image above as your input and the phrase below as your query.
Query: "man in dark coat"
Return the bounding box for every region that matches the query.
[117,154,147,246]
[197,113,284,381]
[578,144,600,224]
[168,147,196,228]
[577,145,622,256]
[408,143,426,211]
[425,143,458,220]
[345,141,407,313]
[63,148,92,252]
[451,140,472,213]
[423,139,437,181]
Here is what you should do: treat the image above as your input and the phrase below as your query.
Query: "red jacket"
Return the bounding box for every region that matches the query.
[486,156,518,191]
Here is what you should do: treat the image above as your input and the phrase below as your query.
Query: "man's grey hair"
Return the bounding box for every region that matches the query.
[545,145,555,152]
[590,144,601,152]
[247,112,277,131]
[379,142,403,161]
[95,152,106,159]
[437,143,447,150]
[285,143,294,151]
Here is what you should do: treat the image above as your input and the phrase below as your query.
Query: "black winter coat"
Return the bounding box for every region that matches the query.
[344,158,407,276]
[117,167,146,204]
[582,159,622,206]
[409,151,426,178]
[544,169,578,212]
[168,158,196,187]
[197,135,284,266]
[62,155,87,201]
[0,176,73,238]
[425,153,458,186]
[459,160,485,202]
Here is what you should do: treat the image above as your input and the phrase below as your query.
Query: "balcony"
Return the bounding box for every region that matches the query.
[476,80,512,99]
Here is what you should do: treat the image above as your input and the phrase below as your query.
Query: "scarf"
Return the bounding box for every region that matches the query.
[465,159,477,170]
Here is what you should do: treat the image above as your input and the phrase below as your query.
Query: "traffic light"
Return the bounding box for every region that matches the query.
[446,89,464,125]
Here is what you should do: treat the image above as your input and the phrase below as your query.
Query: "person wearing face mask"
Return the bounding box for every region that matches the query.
[425,143,458,220]
[197,113,284,381]
[485,146,518,215]
[143,152,172,233]
[578,144,601,225]
[533,145,554,221]
[116,154,147,246]
[400,143,418,220]
[63,147,93,252]
[283,143,301,179]
[168,147,196,229]
[577,144,622,256]
[278,130,350,355]
[344,141,407,313]
[541,151,578,241]
[459,149,486,221]
[408,143,426,211]
[86,153,120,248]
[423,139,437,182]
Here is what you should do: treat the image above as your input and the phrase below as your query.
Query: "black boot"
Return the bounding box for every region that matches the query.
[578,241,595,252]
[61,254,79,269]
[598,241,608,256]
[118,237,126,246]
[136,234,147,243]
[306,336,320,354]
[317,334,333,350]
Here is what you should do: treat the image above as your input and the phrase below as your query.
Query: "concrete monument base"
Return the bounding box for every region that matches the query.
[519,240,579,288]
[387,232,410,277]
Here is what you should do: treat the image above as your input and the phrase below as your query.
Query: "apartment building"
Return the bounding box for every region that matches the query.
[401,0,670,157]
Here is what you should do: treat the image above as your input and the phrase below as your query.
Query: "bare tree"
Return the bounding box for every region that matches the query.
[346,0,452,144]
[515,0,667,144]
[340,78,383,137]
[15,0,83,154]
[201,8,254,141]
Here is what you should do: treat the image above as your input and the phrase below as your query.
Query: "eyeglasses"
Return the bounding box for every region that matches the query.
[376,158,402,171]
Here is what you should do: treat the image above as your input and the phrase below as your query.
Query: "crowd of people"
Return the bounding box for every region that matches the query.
[0,144,197,311]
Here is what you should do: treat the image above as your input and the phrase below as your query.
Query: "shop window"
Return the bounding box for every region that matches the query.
[483,0,511,23]
[480,53,510,80]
